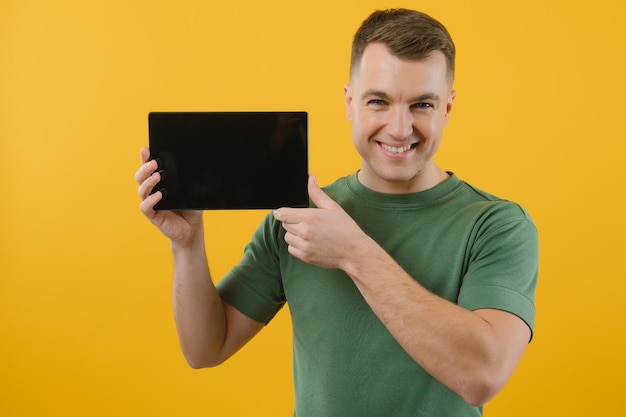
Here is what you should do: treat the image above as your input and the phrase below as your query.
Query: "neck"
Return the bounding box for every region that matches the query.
[357,166,450,194]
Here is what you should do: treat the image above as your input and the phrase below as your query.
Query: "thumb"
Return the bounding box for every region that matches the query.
[308,174,338,209]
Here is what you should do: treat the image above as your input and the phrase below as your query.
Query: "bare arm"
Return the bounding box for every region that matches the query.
[169,231,264,368]
[136,146,263,368]
[274,175,531,406]
[342,241,530,406]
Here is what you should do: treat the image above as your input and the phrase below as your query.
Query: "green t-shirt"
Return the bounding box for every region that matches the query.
[218,172,538,417]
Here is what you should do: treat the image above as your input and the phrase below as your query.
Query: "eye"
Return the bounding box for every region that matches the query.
[414,102,433,109]
[367,99,387,107]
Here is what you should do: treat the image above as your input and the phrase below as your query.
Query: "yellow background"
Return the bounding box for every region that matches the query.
[1,0,625,415]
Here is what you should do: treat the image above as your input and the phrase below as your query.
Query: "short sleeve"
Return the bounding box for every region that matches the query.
[216,214,286,324]
[457,203,539,337]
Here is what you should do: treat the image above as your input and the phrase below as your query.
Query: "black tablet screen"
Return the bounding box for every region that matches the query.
[148,112,308,210]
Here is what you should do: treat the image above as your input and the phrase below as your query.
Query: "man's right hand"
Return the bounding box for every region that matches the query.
[135,146,268,368]
[135,146,203,247]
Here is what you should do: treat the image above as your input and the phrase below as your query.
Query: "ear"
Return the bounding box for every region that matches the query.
[344,84,354,122]
[443,89,456,127]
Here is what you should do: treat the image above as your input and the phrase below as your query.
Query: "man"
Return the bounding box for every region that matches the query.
[136,8,538,416]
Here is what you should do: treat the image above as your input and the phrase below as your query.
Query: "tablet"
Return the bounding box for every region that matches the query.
[148,112,308,210]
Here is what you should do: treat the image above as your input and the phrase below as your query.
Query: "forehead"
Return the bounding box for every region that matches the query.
[352,43,450,92]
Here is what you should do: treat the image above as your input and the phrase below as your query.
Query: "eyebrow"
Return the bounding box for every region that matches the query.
[361,89,441,103]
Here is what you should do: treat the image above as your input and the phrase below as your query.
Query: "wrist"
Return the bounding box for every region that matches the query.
[171,229,205,254]
[341,235,386,281]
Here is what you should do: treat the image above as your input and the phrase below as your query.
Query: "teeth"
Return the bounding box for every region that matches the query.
[381,143,413,153]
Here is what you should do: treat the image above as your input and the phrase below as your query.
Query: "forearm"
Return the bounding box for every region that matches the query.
[171,233,227,368]
[137,147,251,368]
[274,179,530,404]
[342,238,510,406]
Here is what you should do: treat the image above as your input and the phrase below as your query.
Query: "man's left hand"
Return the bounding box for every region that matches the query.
[273,175,371,270]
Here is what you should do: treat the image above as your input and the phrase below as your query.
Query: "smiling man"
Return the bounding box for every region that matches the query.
[346,43,454,193]
[136,8,538,417]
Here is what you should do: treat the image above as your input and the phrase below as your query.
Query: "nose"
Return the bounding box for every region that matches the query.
[385,107,413,140]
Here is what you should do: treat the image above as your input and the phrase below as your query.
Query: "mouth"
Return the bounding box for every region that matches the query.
[379,142,417,154]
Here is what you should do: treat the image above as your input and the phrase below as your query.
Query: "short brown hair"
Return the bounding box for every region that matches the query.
[350,9,456,83]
